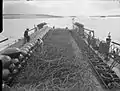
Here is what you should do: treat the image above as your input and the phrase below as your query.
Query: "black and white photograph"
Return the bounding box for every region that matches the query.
[1,0,120,91]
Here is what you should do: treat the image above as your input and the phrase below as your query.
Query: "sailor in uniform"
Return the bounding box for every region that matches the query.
[72,18,75,29]
[35,38,43,52]
[24,28,30,44]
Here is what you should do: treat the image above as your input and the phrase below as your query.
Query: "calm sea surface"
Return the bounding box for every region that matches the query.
[1,17,120,50]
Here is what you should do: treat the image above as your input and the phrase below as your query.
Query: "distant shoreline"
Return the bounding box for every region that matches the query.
[3,14,64,19]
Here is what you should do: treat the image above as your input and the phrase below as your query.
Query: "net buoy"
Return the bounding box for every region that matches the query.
[29,43,34,48]
[24,45,31,50]
[9,63,16,72]
[2,69,10,81]
[11,58,19,64]
[21,60,26,66]
[1,47,21,58]
[1,55,12,69]
[19,54,24,61]
[18,64,22,69]
[20,50,28,56]
[21,49,30,58]
[12,69,19,74]
[28,53,31,57]
[31,42,35,47]
[25,56,29,60]
[21,48,29,53]
[29,50,33,54]
[21,60,26,63]
[35,40,38,44]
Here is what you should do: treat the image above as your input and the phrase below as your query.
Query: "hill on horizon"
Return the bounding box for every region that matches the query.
[3,14,64,19]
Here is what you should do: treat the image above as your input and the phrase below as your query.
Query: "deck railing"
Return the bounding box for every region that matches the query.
[110,41,120,55]
[83,26,120,69]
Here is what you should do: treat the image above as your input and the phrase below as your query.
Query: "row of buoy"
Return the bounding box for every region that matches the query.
[1,37,43,88]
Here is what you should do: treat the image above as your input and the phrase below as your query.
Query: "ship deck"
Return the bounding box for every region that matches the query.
[11,28,105,91]
[1,27,120,91]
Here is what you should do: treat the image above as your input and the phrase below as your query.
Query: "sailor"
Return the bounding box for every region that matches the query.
[39,38,43,51]
[72,18,75,29]
[53,26,55,30]
[34,25,37,32]
[116,48,119,55]
[66,27,68,30]
[87,31,92,46]
[24,28,30,44]
[35,38,43,52]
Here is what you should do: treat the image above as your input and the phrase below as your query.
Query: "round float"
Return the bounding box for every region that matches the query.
[11,58,20,66]
[17,64,22,69]
[24,45,31,50]
[1,55,12,69]
[21,47,29,53]
[12,69,19,75]
[20,50,28,56]
[29,50,33,54]
[2,69,11,81]
[29,43,34,48]
[20,60,26,66]
[1,47,21,58]
[19,54,24,61]
[9,63,16,72]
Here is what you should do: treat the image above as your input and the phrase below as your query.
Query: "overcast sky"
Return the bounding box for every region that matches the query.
[3,0,120,16]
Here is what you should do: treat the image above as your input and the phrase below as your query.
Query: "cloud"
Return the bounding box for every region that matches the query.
[3,2,47,14]
[3,0,120,16]
[105,8,120,15]
[3,0,83,15]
